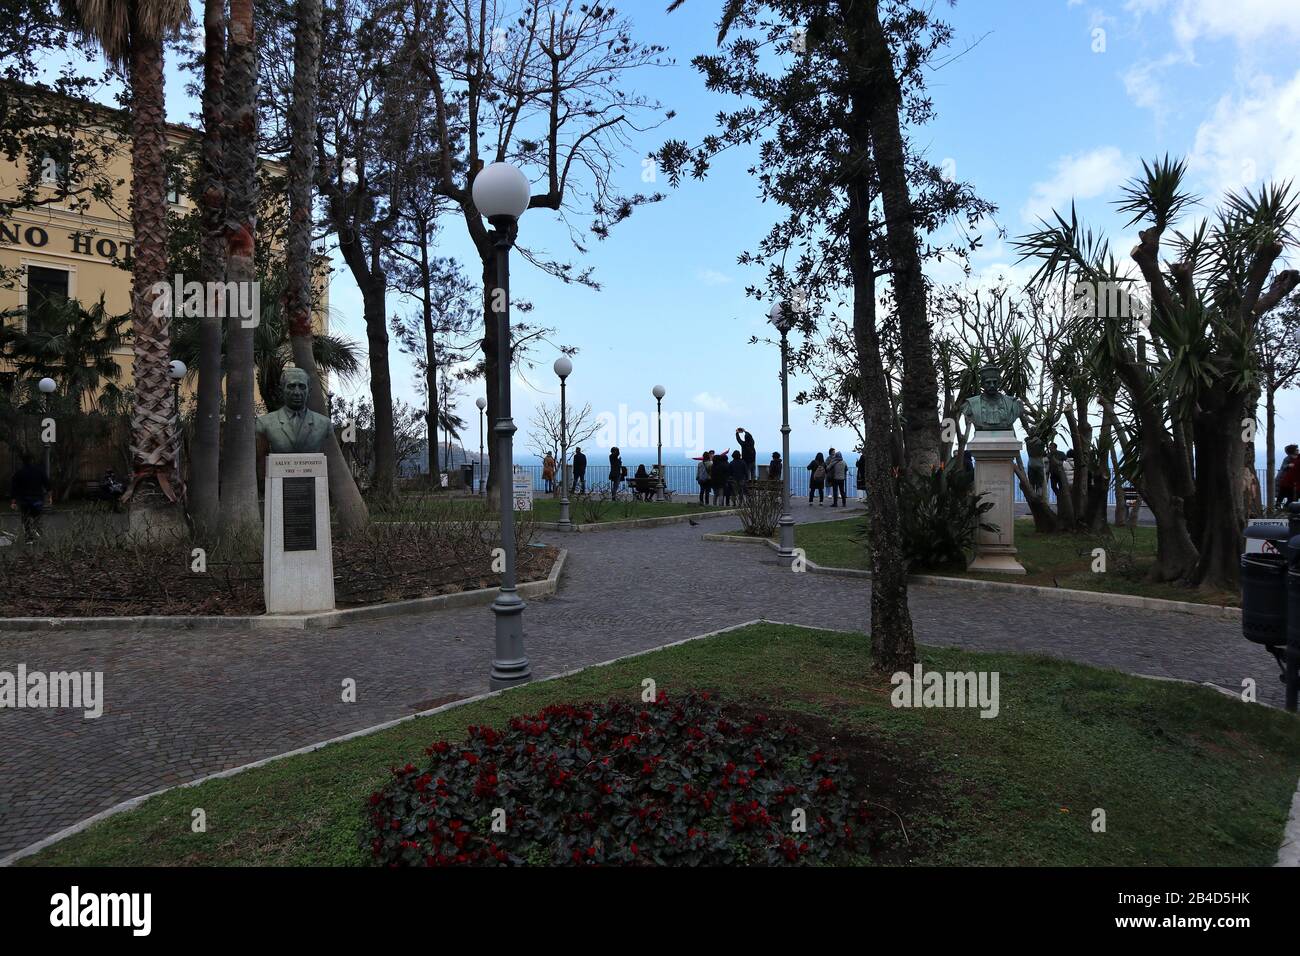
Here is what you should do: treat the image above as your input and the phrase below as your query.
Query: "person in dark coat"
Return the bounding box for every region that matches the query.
[807,452,826,505]
[697,451,713,504]
[729,449,749,503]
[855,453,866,499]
[608,447,623,496]
[735,428,757,479]
[9,451,51,543]
[711,450,730,505]
[571,447,587,493]
[769,452,783,483]
[633,464,655,501]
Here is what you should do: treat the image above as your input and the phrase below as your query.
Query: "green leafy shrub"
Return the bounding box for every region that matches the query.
[894,463,995,572]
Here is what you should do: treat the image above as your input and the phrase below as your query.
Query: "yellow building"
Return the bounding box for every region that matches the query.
[0,90,329,397]
[0,91,331,487]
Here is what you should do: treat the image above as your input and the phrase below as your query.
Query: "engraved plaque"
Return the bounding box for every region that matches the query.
[282,476,317,552]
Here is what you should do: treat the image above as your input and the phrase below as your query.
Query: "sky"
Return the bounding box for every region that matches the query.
[96,1,1300,467]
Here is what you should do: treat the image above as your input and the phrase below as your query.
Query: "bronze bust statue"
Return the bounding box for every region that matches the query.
[961,363,1024,432]
[256,368,331,454]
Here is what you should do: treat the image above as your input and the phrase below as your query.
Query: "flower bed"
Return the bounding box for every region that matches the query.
[365,691,876,866]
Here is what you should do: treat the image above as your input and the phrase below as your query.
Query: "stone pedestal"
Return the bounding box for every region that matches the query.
[263,454,335,613]
[967,431,1026,575]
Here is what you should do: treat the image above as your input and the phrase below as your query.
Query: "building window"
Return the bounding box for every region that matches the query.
[166,164,185,205]
[25,265,70,336]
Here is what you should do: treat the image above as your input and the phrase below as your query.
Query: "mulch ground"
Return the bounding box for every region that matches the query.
[0,538,559,618]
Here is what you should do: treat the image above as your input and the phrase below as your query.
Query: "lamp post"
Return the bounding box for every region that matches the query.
[769,301,795,566]
[473,161,532,690]
[169,360,186,485]
[554,356,573,531]
[652,384,666,501]
[37,377,55,479]
[476,396,487,495]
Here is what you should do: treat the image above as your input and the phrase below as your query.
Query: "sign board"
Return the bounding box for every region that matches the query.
[512,467,533,512]
[281,477,317,552]
[439,471,449,488]
[1246,518,1290,554]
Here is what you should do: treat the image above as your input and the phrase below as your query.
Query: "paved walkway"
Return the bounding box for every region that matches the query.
[0,501,1266,858]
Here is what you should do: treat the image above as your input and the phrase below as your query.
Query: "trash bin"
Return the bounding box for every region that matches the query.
[461,463,474,489]
[1242,551,1287,645]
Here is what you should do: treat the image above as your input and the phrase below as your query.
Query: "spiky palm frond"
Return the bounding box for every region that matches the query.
[1115,154,1197,230]
[58,0,190,66]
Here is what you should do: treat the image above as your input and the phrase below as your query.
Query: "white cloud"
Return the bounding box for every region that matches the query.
[1021,147,1132,224]
[1188,70,1300,198]
[693,391,734,414]
[695,268,731,286]
[1163,0,1300,46]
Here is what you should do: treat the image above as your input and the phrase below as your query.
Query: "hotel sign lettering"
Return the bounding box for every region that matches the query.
[0,222,133,262]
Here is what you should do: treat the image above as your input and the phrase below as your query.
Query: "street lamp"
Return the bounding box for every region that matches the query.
[769,300,796,567]
[37,377,55,479]
[475,396,487,495]
[554,356,573,531]
[473,160,532,691]
[169,360,187,485]
[652,384,666,501]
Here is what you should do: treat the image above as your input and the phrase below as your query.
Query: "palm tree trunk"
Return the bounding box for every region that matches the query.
[217,0,259,531]
[192,0,226,537]
[284,0,368,533]
[121,19,181,515]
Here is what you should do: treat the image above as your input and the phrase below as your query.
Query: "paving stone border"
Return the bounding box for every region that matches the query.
[0,548,567,633]
[536,508,740,533]
[702,532,1241,622]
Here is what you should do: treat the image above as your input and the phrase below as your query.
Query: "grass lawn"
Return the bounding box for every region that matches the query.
[380,495,731,524]
[23,623,1298,866]
[750,517,1239,607]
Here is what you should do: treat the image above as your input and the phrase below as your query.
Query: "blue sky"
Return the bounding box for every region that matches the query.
[143,1,1300,467]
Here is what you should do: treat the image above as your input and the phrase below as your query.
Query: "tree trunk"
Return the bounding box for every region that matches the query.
[858,0,940,475]
[217,0,259,531]
[119,24,180,514]
[191,0,226,538]
[283,0,368,534]
[362,281,396,499]
[848,177,916,671]
[1267,386,1277,508]
[1191,395,1246,590]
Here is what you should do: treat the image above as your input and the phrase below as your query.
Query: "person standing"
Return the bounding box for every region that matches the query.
[697,451,713,504]
[571,446,587,493]
[736,427,757,479]
[711,449,730,506]
[828,448,847,507]
[542,452,557,494]
[855,452,866,500]
[729,450,749,503]
[1278,444,1300,509]
[608,447,623,497]
[9,451,51,544]
[769,451,783,483]
[807,452,826,505]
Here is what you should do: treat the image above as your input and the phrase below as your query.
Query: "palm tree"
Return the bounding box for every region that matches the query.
[59,0,191,516]
[216,0,258,531]
[283,0,369,532]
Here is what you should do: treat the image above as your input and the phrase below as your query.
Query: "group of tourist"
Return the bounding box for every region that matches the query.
[805,448,863,507]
